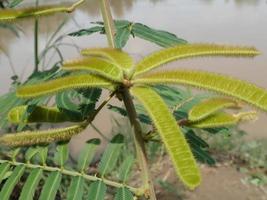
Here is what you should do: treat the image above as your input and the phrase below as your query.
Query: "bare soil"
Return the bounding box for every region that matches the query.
[153,157,267,200]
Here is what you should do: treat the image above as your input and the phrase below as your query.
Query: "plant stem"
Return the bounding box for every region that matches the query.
[34,0,39,73]
[99,0,116,48]
[121,87,157,200]
[0,159,142,196]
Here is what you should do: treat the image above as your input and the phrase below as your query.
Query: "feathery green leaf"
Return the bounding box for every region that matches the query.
[62,57,123,81]
[134,70,267,112]
[25,147,40,163]
[19,168,43,200]
[98,134,124,177]
[0,165,25,199]
[118,155,135,182]
[0,123,86,147]
[77,138,101,172]
[134,44,260,76]
[87,181,107,200]
[132,23,187,48]
[189,97,240,122]
[16,74,113,98]
[81,48,134,70]
[0,163,11,184]
[0,0,85,21]
[115,25,131,49]
[131,86,201,189]
[54,142,69,167]
[8,105,73,124]
[114,187,134,200]
[188,111,257,128]
[39,171,62,200]
[67,176,84,200]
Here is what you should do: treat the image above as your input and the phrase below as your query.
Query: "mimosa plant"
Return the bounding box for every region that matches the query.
[0,0,266,199]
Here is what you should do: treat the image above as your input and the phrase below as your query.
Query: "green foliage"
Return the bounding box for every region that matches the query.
[0,0,85,21]
[98,134,124,177]
[0,123,86,147]
[0,2,266,198]
[0,134,136,199]
[87,181,107,200]
[39,171,62,200]
[8,105,73,124]
[188,111,257,128]
[0,165,25,199]
[114,187,134,200]
[77,139,101,172]
[188,97,240,122]
[81,48,134,70]
[62,57,123,81]
[19,168,43,200]
[131,86,201,189]
[56,88,101,121]
[134,70,267,112]
[69,20,187,48]
[16,74,113,98]
[133,44,259,77]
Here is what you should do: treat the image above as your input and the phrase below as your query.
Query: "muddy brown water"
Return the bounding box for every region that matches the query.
[0,0,267,156]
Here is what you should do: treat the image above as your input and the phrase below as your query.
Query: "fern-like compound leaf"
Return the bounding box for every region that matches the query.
[0,163,11,184]
[131,86,201,189]
[188,111,257,128]
[81,48,134,70]
[77,138,101,172]
[98,134,124,177]
[39,171,62,200]
[62,57,123,81]
[88,181,107,200]
[118,155,135,183]
[114,187,134,200]
[19,168,43,200]
[0,165,25,199]
[67,176,84,200]
[134,44,260,77]
[16,74,113,98]
[134,70,267,112]
[8,105,74,124]
[0,124,86,147]
[188,97,240,122]
[54,142,69,167]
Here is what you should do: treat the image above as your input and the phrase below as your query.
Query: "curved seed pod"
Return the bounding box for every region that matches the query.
[8,105,76,124]
[0,123,86,147]
[133,70,267,112]
[188,97,240,122]
[131,86,201,189]
[16,74,113,99]
[134,44,260,77]
[62,57,123,81]
[188,111,258,128]
[81,48,134,69]
[0,0,85,21]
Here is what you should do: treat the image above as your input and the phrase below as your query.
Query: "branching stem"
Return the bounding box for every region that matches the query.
[121,87,157,200]
[0,159,143,196]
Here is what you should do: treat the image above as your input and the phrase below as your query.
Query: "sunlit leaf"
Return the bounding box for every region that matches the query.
[134,70,267,112]
[134,44,260,77]
[131,86,201,189]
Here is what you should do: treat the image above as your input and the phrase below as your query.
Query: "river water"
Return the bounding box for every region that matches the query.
[0,0,267,140]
